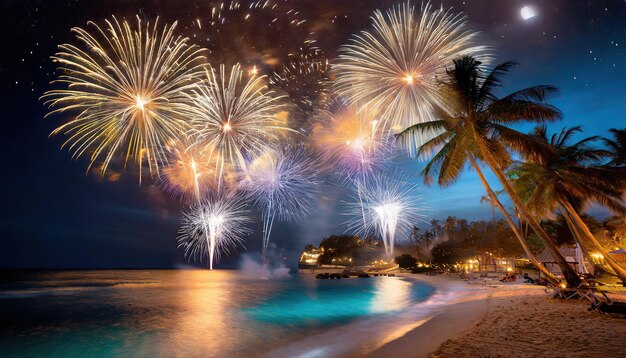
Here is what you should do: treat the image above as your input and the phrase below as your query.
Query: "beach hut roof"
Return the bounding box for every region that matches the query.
[537,247,578,263]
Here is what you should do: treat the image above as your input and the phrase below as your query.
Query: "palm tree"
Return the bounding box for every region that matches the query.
[399,56,581,286]
[430,219,442,238]
[444,216,458,241]
[480,195,497,229]
[411,226,422,260]
[411,226,434,260]
[510,126,626,282]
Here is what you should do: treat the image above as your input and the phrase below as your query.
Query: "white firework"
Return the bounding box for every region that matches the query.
[178,194,251,269]
[346,173,427,257]
[334,2,488,144]
[186,63,292,189]
[241,147,321,260]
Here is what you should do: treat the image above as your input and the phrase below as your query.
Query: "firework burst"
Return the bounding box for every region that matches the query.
[186,64,291,188]
[158,140,220,204]
[334,2,488,143]
[346,174,426,257]
[241,147,320,261]
[42,15,206,181]
[178,194,251,269]
[312,100,395,183]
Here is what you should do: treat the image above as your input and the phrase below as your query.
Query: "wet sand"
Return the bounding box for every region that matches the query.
[368,275,626,358]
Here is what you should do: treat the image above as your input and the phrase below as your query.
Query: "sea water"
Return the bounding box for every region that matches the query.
[0,270,436,357]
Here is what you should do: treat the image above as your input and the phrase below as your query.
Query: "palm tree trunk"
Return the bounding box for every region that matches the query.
[469,156,559,284]
[478,153,582,287]
[561,210,596,274]
[561,200,626,283]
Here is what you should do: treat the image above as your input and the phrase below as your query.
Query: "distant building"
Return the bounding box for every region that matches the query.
[462,252,517,273]
[298,247,323,268]
[537,247,584,276]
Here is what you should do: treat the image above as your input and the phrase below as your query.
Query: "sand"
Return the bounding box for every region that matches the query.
[368,275,626,358]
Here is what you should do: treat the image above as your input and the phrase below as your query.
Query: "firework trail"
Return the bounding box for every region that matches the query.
[158,139,222,204]
[334,2,488,149]
[241,147,321,261]
[42,15,206,181]
[346,173,427,257]
[178,194,251,269]
[313,100,396,228]
[186,63,291,190]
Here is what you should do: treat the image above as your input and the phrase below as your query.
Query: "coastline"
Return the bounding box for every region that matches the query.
[262,271,482,358]
[364,274,497,358]
[365,274,626,358]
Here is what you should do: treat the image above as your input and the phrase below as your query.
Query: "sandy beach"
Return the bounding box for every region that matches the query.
[368,274,626,358]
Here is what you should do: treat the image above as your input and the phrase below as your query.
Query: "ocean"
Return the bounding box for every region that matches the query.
[0,270,437,357]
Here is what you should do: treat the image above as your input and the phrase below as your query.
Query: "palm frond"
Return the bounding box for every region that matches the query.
[490,123,556,162]
[488,100,562,124]
[499,85,559,103]
[476,60,518,108]
[421,140,452,184]
[410,130,453,159]
[398,120,448,138]
[437,135,469,188]
[551,126,582,147]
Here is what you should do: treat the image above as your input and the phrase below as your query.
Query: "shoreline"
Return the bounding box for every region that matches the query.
[261,273,448,358]
[363,274,495,358]
[364,273,626,357]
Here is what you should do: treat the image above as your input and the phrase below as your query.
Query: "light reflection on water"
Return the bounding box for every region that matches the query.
[0,270,435,357]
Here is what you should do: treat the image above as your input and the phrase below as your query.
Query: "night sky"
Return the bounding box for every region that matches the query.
[1,0,625,269]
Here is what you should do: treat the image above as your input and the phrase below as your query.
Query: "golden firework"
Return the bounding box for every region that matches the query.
[42,15,207,181]
[335,2,489,137]
[186,63,291,188]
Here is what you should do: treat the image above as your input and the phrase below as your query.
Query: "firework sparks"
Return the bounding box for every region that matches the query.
[241,147,320,261]
[158,140,221,204]
[186,63,291,188]
[334,2,488,143]
[178,194,251,269]
[195,0,312,68]
[346,174,426,257]
[269,46,332,119]
[42,15,206,181]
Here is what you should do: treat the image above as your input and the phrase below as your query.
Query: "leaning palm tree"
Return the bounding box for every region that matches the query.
[479,182,559,283]
[510,164,598,274]
[480,194,499,247]
[511,126,626,282]
[399,56,581,286]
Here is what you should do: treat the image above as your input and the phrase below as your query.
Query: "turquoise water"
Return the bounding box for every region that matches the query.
[0,270,435,357]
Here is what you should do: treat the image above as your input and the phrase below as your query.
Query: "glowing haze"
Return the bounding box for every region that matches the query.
[38,2,494,267]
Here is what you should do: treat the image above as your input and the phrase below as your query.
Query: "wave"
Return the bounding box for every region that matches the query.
[260,277,467,358]
[0,281,160,298]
